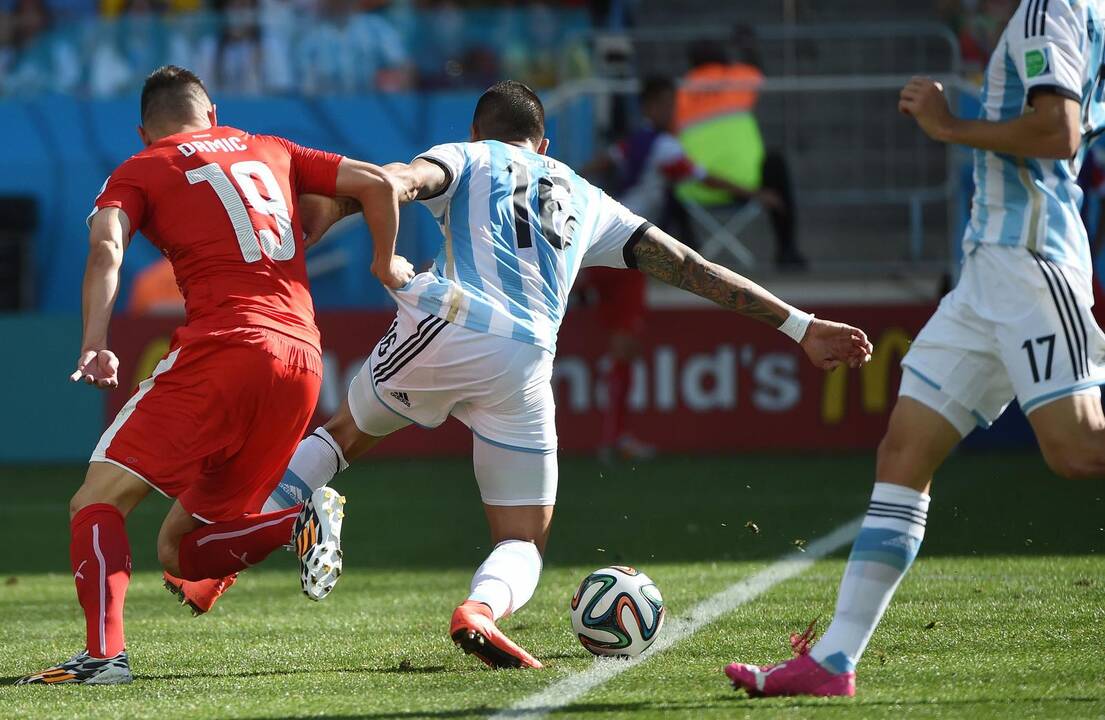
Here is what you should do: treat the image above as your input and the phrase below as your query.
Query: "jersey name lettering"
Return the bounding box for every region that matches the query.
[178,138,248,157]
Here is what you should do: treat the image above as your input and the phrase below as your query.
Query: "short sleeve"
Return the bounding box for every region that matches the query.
[414,142,469,217]
[273,136,344,196]
[653,133,708,182]
[87,161,147,236]
[581,190,653,270]
[1010,0,1086,103]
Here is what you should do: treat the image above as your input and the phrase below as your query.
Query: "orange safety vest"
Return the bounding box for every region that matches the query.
[675,63,764,131]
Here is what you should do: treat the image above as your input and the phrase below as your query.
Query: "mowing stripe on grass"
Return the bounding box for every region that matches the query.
[491,515,864,719]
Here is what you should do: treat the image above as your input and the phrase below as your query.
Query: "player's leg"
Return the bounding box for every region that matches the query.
[805,394,960,667]
[451,438,557,669]
[1027,392,1105,478]
[261,398,384,512]
[166,344,347,599]
[995,251,1105,478]
[761,150,805,269]
[726,266,1009,696]
[726,390,965,697]
[158,500,302,579]
[593,268,652,461]
[260,313,427,513]
[17,462,150,685]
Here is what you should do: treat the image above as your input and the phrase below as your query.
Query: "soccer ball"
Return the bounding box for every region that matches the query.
[570,565,665,657]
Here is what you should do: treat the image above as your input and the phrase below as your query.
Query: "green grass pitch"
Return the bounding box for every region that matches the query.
[0,453,1103,719]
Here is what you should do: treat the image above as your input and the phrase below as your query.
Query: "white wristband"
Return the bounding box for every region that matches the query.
[778,308,814,343]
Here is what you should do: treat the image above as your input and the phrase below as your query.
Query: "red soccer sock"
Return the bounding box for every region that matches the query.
[70,503,131,658]
[602,359,632,446]
[176,506,301,580]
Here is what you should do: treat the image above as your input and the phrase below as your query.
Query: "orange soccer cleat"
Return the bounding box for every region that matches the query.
[449,600,543,669]
[163,571,238,616]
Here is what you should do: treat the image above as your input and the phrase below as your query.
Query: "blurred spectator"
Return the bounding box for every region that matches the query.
[167,10,218,88]
[348,0,413,91]
[298,0,410,93]
[258,0,309,93]
[939,0,1015,79]
[4,0,588,96]
[417,0,486,89]
[216,0,262,93]
[581,75,784,459]
[121,0,170,88]
[4,0,82,94]
[675,34,805,269]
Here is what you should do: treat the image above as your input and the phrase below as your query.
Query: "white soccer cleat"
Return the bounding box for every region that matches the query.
[292,487,345,601]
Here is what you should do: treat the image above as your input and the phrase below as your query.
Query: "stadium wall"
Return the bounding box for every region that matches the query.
[100,305,1035,456]
[0,315,104,462]
[0,305,1035,463]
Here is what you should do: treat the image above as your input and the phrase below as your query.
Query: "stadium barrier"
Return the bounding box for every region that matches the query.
[546,23,964,276]
[105,305,944,456]
[0,315,105,462]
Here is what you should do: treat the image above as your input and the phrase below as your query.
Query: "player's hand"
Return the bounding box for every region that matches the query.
[899,76,954,143]
[70,348,120,389]
[799,319,874,371]
[373,255,415,289]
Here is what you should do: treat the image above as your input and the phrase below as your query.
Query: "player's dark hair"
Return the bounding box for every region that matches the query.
[140,65,211,128]
[640,76,676,104]
[472,80,545,144]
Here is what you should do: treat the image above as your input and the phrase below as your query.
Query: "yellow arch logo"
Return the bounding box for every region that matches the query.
[130,337,173,391]
[821,328,912,425]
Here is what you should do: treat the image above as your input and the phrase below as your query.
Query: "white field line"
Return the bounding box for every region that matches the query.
[490,515,864,720]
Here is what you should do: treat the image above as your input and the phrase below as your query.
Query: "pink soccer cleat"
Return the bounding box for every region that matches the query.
[724,621,855,697]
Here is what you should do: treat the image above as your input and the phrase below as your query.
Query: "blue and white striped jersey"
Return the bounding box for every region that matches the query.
[392,140,650,353]
[965,0,1105,272]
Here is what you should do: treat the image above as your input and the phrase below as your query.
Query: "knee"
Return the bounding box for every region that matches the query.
[69,491,88,520]
[875,433,917,485]
[157,536,182,577]
[68,483,107,520]
[1042,442,1105,480]
[325,407,377,461]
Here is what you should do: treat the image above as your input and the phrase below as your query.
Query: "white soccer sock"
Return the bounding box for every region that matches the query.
[810,482,930,674]
[261,427,349,512]
[467,540,543,620]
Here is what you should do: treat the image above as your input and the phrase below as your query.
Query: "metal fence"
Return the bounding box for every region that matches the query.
[546,23,967,276]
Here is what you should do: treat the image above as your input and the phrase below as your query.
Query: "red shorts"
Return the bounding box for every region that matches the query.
[92,326,323,522]
[587,267,647,335]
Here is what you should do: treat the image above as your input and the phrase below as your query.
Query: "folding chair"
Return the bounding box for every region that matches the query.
[678,197,761,269]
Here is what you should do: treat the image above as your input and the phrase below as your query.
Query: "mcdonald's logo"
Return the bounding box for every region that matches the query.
[821,328,913,425]
[131,336,172,391]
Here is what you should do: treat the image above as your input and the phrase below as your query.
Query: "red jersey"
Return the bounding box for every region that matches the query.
[91,125,343,350]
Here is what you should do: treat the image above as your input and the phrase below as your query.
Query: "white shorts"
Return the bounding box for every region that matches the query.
[901,245,1105,436]
[347,302,558,505]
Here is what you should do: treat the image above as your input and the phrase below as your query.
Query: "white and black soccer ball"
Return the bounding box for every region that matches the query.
[570,565,665,657]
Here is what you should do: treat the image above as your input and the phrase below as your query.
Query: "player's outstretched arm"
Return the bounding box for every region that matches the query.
[899,77,1079,159]
[632,225,873,369]
[382,159,450,203]
[72,208,129,388]
[334,159,413,289]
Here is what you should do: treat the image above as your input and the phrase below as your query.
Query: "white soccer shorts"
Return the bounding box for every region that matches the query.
[901,244,1105,436]
[347,302,558,506]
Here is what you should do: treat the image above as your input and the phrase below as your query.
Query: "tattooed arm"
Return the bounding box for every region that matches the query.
[631,225,873,369]
[632,225,790,326]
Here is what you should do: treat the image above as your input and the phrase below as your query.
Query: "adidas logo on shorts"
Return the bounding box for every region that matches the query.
[390,391,412,408]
